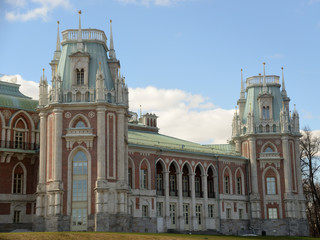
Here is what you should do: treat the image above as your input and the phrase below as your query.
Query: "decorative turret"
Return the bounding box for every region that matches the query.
[232,107,240,137]
[51,66,61,103]
[280,102,289,133]
[291,104,300,134]
[115,70,128,105]
[39,68,48,106]
[247,103,254,134]
[108,20,120,82]
[49,21,61,78]
[238,68,246,120]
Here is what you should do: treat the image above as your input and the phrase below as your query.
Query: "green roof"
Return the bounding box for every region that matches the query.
[128,129,243,158]
[0,81,38,111]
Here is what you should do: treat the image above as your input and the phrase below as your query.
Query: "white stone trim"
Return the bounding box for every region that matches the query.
[107,112,116,179]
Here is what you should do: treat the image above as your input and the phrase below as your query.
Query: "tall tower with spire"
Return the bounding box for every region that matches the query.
[231,63,307,235]
[35,12,129,231]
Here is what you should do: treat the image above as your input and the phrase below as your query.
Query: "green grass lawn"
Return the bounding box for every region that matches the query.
[0,232,315,240]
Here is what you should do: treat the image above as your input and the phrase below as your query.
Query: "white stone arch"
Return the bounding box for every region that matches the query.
[262,165,282,218]
[12,162,27,194]
[128,156,135,189]
[206,163,218,198]
[0,111,5,146]
[168,159,180,173]
[194,162,205,175]
[139,158,151,189]
[67,145,92,215]
[235,167,245,195]
[222,166,233,194]
[261,141,277,153]
[181,161,192,174]
[68,113,91,128]
[9,110,35,130]
[156,158,167,172]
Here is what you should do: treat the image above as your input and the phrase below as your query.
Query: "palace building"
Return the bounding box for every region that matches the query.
[0,14,308,236]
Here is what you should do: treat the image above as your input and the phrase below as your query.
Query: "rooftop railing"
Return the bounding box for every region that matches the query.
[246,75,280,87]
[61,29,107,46]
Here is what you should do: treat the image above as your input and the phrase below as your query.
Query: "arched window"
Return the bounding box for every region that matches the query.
[76,92,81,102]
[71,151,88,231]
[266,124,270,133]
[13,164,24,194]
[75,121,86,128]
[169,164,177,196]
[265,168,277,195]
[77,69,84,85]
[263,106,270,119]
[207,167,215,198]
[14,119,26,149]
[182,165,190,197]
[156,161,164,196]
[273,124,277,132]
[195,166,202,198]
[264,147,274,153]
[235,169,243,195]
[259,125,263,133]
[140,161,148,189]
[223,168,231,194]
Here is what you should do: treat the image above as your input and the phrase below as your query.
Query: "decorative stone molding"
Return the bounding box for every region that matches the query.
[2,110,11,119]
[63,128,95,150]
[64,112,72,119]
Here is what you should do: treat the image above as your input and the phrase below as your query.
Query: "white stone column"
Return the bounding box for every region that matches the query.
[53,108,63,182]
[294,138,303,195]
[38,112,47,185]
[97,106,106,180]
[117,109,126,183]
[282,136,292,194]
[190,173,196,230]
[202,174,208,230]
[164,171,170,230]
[177,171,183,231]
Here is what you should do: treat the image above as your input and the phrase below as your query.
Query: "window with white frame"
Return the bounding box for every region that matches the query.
[140,169,147,189]
[169,175,176,193]
[15,131,24,149]
[183,204,190,225]
[169,203,176,226]
[156,202,163,217]
[224,176,230,194]
[226,208,231,219]
[142,205,148,217]
[236,177,242,195]
[196,204,202,225]
[268,208,278,219]
[266,177,276,195]
[239,209,243,219]
[77,69,84,85]
[208,204,214,218]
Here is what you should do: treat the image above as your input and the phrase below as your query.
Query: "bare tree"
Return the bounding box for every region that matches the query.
[300,127,320,237]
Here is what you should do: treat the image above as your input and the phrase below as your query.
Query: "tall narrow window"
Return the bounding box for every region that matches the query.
[183,204,190,226]
[169,164,176,196]
[196,204,202,225]
[195,166,202,197]
[263,106,270,119]
[71,151,88,231]
[128,167,132,188]
[208,204,214,218]
[239,209,243,219]
[236,176,242,195]
[169,203,176,227]
[13,165,24,194]
[156,162,163,195]
[266,177,276,195]
[226,208,231,219]
[13,210,21,223]
[224,176,230,194]
[142,205,148,217]
[140,169,147,189]
[182,165,189,197]
[207,167,215,198]
[77,69,84,85]
[156,202,163,217]
[15,131,24,149]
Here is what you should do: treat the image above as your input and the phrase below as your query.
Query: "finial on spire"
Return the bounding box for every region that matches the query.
[109,19,116,59]
[42,68,45,78]
[56,20,61,52]
[281,66,286,92]
[262,62,267,93]
[77,10,83,51]
[240,68,245,99]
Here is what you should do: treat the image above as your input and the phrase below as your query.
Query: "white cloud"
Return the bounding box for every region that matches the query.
[116,0,185,7]
[129,86,233,144]
[5,0,71,22]
[266,53,284,59]
[0,74,39,100]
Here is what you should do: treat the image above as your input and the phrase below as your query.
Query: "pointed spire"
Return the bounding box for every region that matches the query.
[77,10,83,51]
[262,62,267,93]
[56,21,61,52]
[42,68,45,81]
[240,68,245,99]
[109,19,116,59]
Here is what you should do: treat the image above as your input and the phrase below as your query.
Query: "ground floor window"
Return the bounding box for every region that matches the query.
[72,208,87,230]
[183,204,190,226]
[268,208,278,219]
[169,203,176,227]
[239,209,243,219]
[13,210,21,223]
[208,204,214,218]
[142,205,148,217]
[196,204,202,225]
[156,202,163,217]
[226,208,231,219]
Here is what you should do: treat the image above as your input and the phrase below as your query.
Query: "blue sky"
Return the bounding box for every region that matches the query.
[0,0,320,143]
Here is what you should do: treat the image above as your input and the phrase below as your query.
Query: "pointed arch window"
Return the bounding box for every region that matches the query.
[156,162,164,195]
[182,165,190,197]
[77,69,84,85]
[169,164,177,196]
[140,161,148,189]
[13,164,24,194]
[207,167,215,198]
[195,166,202,198]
